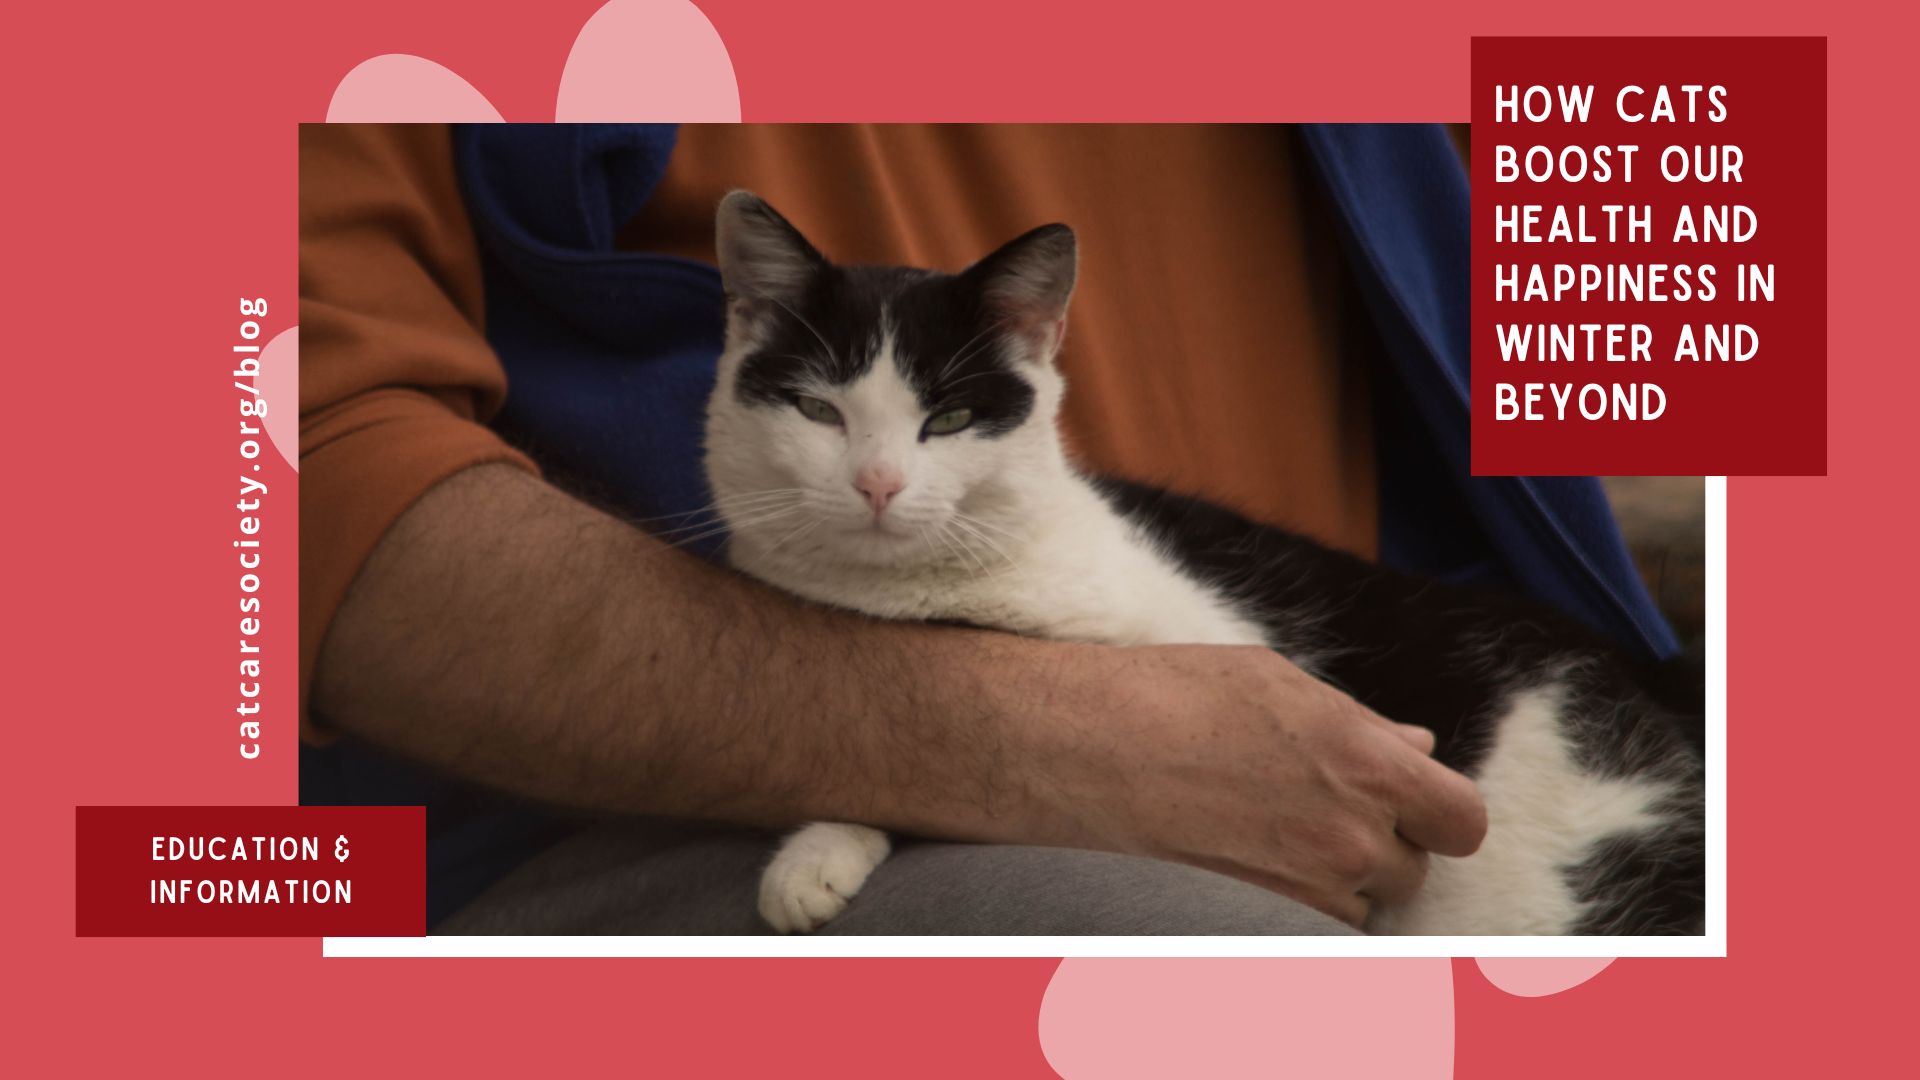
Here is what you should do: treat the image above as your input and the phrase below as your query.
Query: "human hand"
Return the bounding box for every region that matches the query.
[1024,644,1487,927]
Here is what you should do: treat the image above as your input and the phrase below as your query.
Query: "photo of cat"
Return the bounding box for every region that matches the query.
[707,191,1703,934]
[300,123,1708,939]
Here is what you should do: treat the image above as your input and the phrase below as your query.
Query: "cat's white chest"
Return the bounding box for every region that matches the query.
[956,545,1263,649]
[738,504,1267,651]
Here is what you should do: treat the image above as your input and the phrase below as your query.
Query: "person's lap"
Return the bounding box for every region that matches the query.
[435,820,1358,936]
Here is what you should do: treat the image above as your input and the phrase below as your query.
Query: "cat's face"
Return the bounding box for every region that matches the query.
[704,191,1076,570]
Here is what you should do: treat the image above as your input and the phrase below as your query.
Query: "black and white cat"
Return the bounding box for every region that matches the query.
[702,190,1705,936]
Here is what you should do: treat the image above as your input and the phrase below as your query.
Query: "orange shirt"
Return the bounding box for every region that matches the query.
[299,124,1377,738]
[626,125,1376,548]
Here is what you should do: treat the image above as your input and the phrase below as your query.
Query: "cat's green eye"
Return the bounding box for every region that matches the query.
[794,395,843,426]
[923,407,975,437]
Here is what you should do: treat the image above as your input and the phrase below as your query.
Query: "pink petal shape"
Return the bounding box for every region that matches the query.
[556,0,740,121]
[327,54,504,122]
[257,327,299,472]
[1474,957,1616,997]
[1041,958,1454,1080]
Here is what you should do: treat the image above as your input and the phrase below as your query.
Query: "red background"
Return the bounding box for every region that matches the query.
[1470,37,1826,476]
[8,1,1910,1076]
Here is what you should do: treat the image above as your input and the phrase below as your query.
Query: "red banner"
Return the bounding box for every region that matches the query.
[1471,36,1826,475]
[75,806,425,936]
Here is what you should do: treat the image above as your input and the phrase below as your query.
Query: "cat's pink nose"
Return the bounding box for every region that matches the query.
[854,465,905,515]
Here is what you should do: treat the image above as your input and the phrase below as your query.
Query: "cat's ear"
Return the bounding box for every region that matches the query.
[715,190,827,304]
[966,224,1078,363]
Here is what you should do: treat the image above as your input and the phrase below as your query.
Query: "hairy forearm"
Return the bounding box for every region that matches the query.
[311,464,1074,839]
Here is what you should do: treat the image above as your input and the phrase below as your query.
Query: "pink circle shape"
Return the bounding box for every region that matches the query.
[1474,957,1617,997]
[257,327,299,472]
[1041,958,1455,1080]
[556,0,740,121]
[327,55,505,122]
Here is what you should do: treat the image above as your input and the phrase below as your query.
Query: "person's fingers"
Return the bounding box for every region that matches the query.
[1321,891,1370,929]
[1393,753,1488,858]
[1343,692,1436,756]
[1234,867,1371,930]
[1361,834,1432,907]
[1390,723,1437,755]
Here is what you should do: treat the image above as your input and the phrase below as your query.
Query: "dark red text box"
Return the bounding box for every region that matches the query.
[76,805,424,936]
[1471,37,1826,476]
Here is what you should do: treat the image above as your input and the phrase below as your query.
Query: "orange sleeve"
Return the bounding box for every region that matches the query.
[298,123,537,742]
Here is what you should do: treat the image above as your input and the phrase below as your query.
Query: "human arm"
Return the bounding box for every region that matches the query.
[299,123,1483,927]
[313,462,1485,925]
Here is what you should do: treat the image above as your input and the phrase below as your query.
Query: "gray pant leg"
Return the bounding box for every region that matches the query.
[436,821,1356,936]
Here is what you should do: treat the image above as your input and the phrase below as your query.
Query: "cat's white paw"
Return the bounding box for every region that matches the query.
[758,822,891,933]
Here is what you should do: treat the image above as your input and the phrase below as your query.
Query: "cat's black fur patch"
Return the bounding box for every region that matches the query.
[1095,477,1706,934]
[725,237,1052,434]
[734,265,1038,439]
[1564,795,1705,934]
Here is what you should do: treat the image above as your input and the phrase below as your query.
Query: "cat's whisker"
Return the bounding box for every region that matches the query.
[949,517,1017,572]
[645,499,806,539]
[716,486,810,499]
[768,296,839,364]
[922,522,966,574]
[797,519,826,551]
[653,522,775,552]
[953,527,1019,581]
[645,491,810,534]
[947,333,1003,371]
[761,517,823,559]
[933,368,1004,393]
[758,354,835,372]
[937,521,993,578]
[652,505,805,551]
[714,503,809,532]
[934,327,991,384]
[630,506,722,526]
[944,530,985,578]
[951,511,1025,544]
[630,489,808,528]
[708,488,810,510]
[950,512,1026,564]
[932,318,1009,385]
[736,517,824,572]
